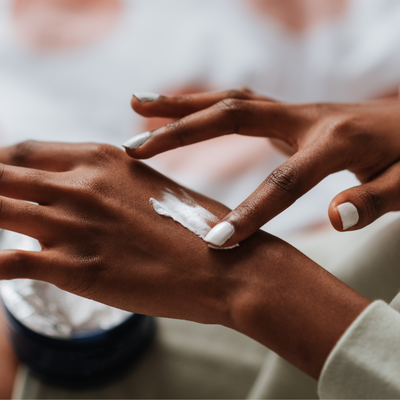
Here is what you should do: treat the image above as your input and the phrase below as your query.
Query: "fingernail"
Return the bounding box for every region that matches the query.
[133,92,160,103]
[204,221,235,247]
[208,243,240,250]
[123,132,150,150]
[337,202,359,230]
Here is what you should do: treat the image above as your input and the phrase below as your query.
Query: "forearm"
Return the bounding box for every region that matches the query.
[223,231,370,380]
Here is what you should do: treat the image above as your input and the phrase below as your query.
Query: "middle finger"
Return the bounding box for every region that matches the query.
[126,100,299,159]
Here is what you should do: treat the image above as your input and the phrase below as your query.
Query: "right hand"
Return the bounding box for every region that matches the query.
[125,89,400,248]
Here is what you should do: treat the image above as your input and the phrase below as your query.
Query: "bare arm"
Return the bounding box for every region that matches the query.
[0,141,370,379]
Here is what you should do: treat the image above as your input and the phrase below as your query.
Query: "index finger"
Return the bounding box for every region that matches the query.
[204,148,340,248]
[124,99,304,159]
[131,88,275,119]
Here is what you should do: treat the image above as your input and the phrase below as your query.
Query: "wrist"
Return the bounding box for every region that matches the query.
[224,231,370,379]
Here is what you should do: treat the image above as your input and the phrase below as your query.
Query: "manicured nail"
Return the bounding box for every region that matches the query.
[133,92,160,103]
[208,243,240,250]
[123,132,150,150]
[337,202,359,230]
[204,221,235,247]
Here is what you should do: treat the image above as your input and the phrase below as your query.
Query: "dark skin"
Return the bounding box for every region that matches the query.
[0,141,369,379]
[0,309,18,399]
[126,88,400,248]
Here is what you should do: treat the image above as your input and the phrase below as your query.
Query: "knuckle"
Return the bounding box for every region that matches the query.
[218,98,245,113]
[165,119,187,147]
[312,102,331,115]
[23,168,47,183]
[2,250,30,279]
[331,117,356,136]
[357,189,383,220]
[325,117,376,165]
[267,166,301,197]
[86,143,119,163]
[76,173,111,199]
[62,256,105,297]
[0,164,5,182]
[227,87,253,99]
[9,140,37,165]
[215,98,247,133]
[238,86,253,95]
[10,250,29,266]
[88,176,112,197]
[324,116,361,144]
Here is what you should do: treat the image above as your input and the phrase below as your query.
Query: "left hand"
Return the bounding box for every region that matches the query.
[0,140,369,379]
[0,140,236,325]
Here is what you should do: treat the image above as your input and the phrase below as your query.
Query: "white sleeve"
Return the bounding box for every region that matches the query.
[318,300,400,399]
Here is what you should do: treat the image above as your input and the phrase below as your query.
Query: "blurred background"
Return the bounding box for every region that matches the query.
[1,0,400,239]
[1,1,400,398]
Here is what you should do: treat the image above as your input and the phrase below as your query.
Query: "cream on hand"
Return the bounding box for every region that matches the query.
[150,189,238,249]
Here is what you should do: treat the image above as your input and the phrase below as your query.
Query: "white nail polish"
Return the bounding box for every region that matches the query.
[133,92,160,103]
[123,132,150,150]
[337,202,359,230]
[208,243,239,250]
[204,221,235,247]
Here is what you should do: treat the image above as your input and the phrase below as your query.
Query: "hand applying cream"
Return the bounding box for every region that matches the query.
[204,221,235,247]
[150,189,238,249]
[127,88,400,248]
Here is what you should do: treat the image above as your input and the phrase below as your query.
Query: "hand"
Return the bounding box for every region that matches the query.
[0,141,236,326]
[125,89,400,248]
[0,140,369,379]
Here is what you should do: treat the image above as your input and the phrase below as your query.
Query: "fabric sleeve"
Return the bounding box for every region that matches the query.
[318,300,400,399]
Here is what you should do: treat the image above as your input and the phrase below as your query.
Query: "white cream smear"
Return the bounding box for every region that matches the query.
[150,189,239,249]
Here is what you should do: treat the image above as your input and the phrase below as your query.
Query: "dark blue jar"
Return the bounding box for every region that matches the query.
[2,302,156,389]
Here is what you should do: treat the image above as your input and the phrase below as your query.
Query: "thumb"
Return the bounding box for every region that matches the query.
[329,163,400,231]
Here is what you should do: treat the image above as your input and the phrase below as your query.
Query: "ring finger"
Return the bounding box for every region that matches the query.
[0,164,57,204]
[0,197,55,241]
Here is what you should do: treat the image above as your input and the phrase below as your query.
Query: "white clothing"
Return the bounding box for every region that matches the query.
[249,214,400,399]
[319,300,400,399]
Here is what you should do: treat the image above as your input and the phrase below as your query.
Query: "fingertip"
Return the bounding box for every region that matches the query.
[207,242,240,250]
[328,200,344,231]
[132,92,160,104]
[130,95,138,110]
[204,221,235,247]
[123,131,150,151]
[329,198,359,231]
[131,93,163,117]
[338,202,359,230]
[123,146,152,160]
[209,200,272,247]
[123,146,139,159]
